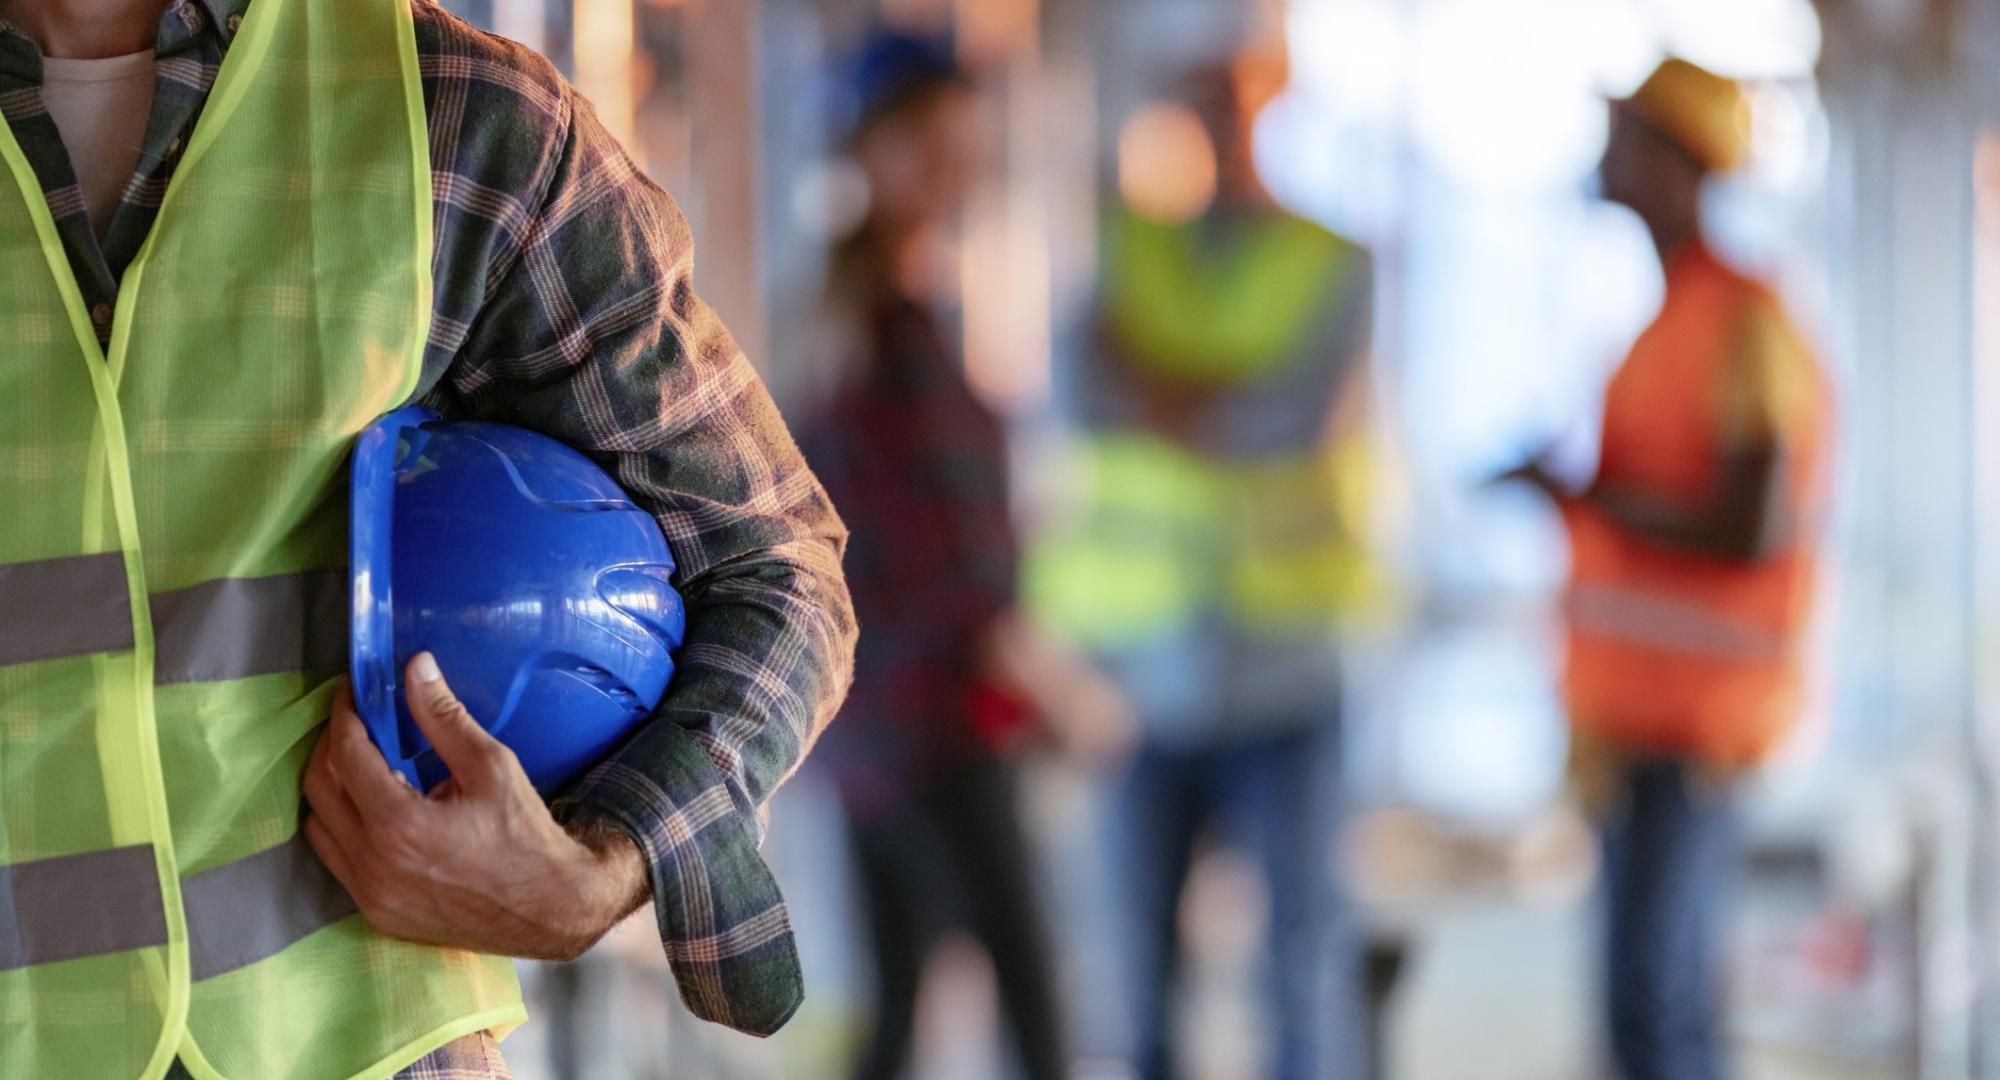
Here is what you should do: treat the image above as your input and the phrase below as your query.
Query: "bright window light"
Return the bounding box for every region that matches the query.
[1407,0,1650,190]
[1650,0,1822,81]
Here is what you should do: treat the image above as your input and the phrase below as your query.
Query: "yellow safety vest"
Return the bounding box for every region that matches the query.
[1028,206,1383,645]
[1104,203,1357,385]
[0,2,524,1078]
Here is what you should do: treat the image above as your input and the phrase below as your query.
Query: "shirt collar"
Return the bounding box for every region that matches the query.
[157,0,244,58]
[0,0,244,83]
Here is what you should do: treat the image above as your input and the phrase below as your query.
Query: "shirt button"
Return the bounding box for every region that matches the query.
[91,302,113,329]
[226,13,243,34]
[167,135,184,158]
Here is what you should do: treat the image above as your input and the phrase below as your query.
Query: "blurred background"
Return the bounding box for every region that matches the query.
[437,0,2000,1077]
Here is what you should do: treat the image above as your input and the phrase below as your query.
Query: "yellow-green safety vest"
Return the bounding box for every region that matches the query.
[0,1,524,1077]
[1026,207,1384,644]
[1103,204,1356,385]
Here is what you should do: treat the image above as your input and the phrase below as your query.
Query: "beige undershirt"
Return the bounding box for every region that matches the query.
[41,49,156,239]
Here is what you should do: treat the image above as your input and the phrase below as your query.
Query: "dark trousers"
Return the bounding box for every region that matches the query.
[847,756,1067,1080]
[1110,726,1363,1080]
[1601,759,1738,1080]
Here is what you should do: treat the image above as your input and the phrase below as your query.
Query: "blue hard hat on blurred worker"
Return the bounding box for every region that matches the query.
[349,407,686,795]
[827,28,968,146]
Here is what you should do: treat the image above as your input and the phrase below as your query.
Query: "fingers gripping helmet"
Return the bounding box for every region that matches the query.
[350,407,686,794]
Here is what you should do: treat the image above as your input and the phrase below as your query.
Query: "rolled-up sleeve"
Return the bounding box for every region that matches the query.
[435,86,856,1037]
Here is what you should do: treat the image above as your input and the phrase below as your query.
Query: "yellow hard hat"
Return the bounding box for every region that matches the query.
[1622,58,1752,173]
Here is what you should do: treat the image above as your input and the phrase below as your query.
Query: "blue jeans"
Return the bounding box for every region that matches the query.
[1601,759,1738,1080]
[1109,726,1364,1080]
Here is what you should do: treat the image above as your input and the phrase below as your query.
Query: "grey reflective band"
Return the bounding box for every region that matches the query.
[183,831,357,981]
[0,834,357,978]
[150,570,347,685]
[0,552,135,668]
[1569,584,1790,661]
[0,563,347,680]
[0,845,167,971]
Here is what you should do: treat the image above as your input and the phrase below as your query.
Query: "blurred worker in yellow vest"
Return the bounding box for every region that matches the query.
[1499,58,1833,1080]
[1027,41,1380,1080]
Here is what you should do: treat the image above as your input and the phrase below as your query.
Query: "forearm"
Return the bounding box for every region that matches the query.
[1581,483,1757,557]
[548,536,852,1034]
[1580,447,1793,562]
[561,811,653,914]
[436,71,856,1031]
[581,537,855,825]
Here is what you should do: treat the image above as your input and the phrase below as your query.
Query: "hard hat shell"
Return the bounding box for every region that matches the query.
[350,407,686,795]
[828,30,967,144]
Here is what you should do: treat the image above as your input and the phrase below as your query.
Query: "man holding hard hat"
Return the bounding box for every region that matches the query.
[1501,58,1833,1080]
[0,1,855,1078]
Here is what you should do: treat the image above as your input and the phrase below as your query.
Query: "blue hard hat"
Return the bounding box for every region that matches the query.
[350,407,686,795]
[828,29,966,143]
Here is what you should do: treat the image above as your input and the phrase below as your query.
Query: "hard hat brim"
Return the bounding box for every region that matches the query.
[348,405,437,789]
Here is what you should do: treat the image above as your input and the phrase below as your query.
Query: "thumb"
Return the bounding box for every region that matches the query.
[404,652,511,789]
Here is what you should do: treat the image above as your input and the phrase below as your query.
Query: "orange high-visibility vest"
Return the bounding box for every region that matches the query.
[1564,243,1831,766]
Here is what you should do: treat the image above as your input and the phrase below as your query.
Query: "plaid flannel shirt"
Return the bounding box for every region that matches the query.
[0,0,855,1053]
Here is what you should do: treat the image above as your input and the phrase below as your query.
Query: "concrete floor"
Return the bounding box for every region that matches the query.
[1387,897,1902,1080]
[1389,899,1595,1080]
[500,775,1913,1080]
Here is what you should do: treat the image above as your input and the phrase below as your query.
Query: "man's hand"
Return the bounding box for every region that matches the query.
[302,653,652,962]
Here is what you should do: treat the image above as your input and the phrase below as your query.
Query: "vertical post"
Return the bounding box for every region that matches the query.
[1822,4,1982,1073]
[1968,9,2000,1074]
[686,0,769,368]
[1973,120,2000,1080]
[956,0,1054,413]
[574,0,639,148]
[494,0,547,55]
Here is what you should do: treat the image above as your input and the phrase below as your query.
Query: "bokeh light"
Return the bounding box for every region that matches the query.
[1117,101,1220,224]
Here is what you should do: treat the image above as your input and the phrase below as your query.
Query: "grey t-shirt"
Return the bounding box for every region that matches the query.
[41,48,155,239]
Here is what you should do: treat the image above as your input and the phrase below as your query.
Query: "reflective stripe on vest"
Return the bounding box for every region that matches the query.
[0,834,354,981]
[1026,432,1382,644]
[1568,583,1790,663]
[0,552,135,666]
[0,847,165,971]
[0,562,347,683]
[152,571,348,684]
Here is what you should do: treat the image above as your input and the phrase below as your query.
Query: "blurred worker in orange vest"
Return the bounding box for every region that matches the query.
[1500,58,1833,1080]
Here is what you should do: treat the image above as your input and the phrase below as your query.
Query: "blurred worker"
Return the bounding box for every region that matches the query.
[800,31,1135,1080]
[1500,59,1833,1080]
[0,1,854,1077]
[1028,47,1379,1080]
